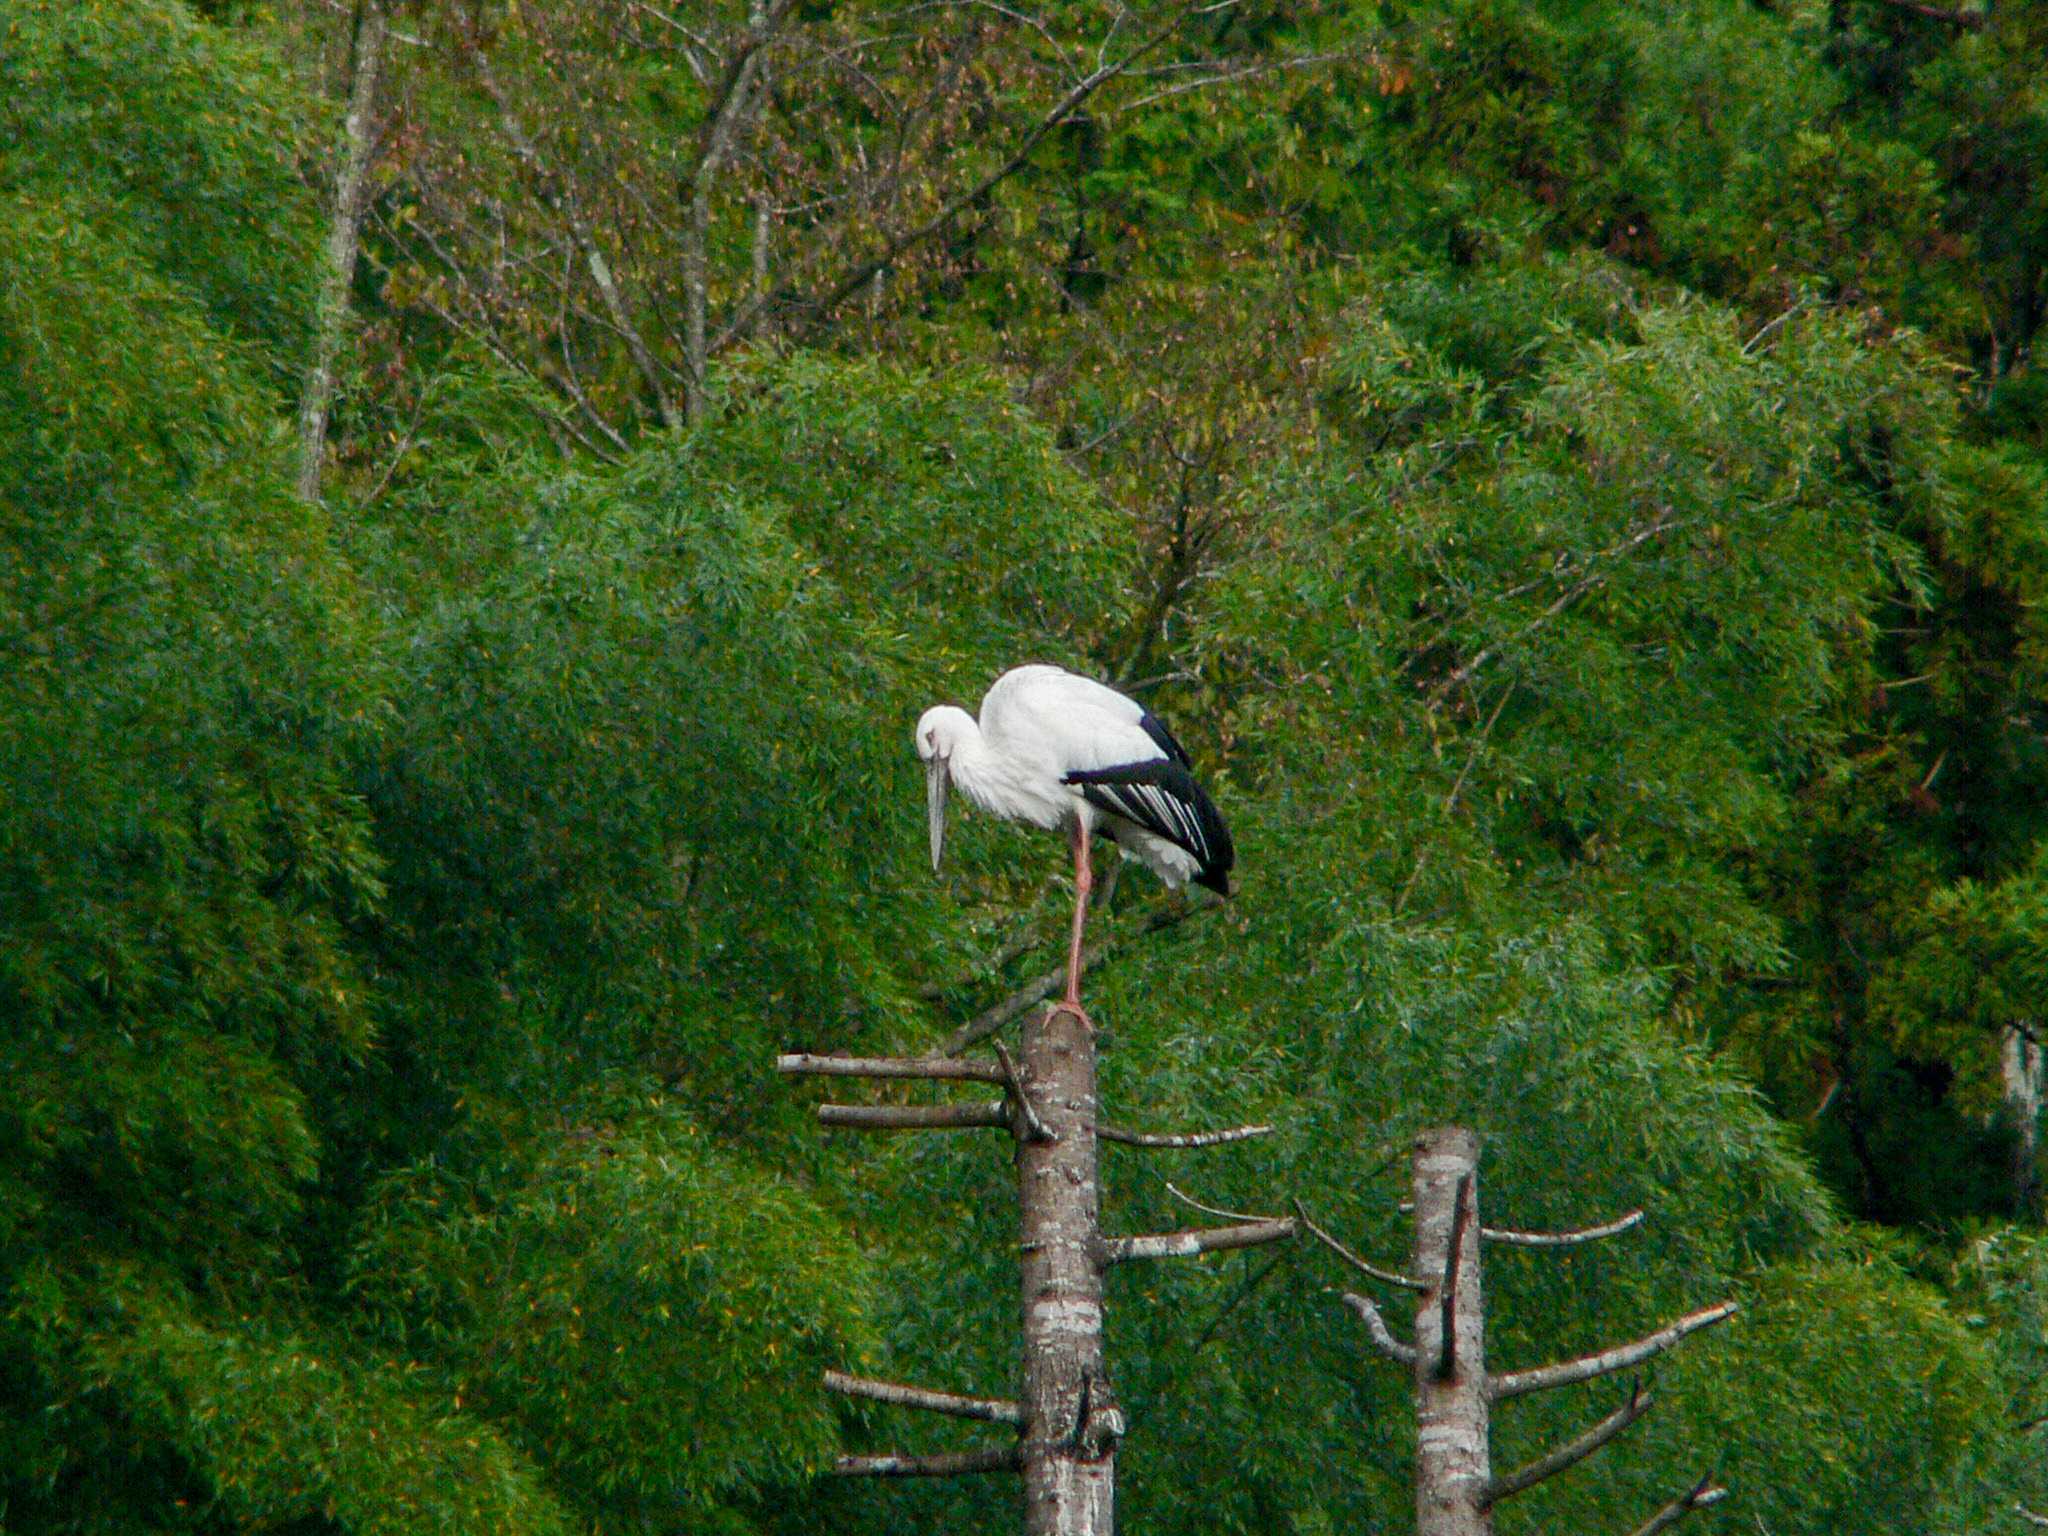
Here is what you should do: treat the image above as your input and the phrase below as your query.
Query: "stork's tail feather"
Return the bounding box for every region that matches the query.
[1063,758,1235,896]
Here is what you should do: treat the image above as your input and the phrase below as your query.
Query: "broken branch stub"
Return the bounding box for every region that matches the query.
[1102,1218,1296,1264]
[778,1052,1005,1082]
[816,1101,1010,1131]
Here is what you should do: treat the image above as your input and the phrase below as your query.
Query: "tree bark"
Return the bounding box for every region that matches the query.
[1411,1127,1492,1536]
[296,0,387,502]
[1017,1002,1119,1535]
[2003,1023,2043,1217]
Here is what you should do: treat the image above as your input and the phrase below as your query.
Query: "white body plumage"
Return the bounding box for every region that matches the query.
[915,665,1233,894]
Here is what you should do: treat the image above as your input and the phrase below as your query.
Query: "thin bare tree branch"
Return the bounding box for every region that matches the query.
[1102,1219,1296,1263]
[1342,1291,1420,1367]
[1627,1475,1728,1536]
[993,1038,1056,1143]
[1293,1199,1429,1290]
[1162,1182,1280,1224]
[683,0,795,418]
[1484,1380,1652,1505]
[1098,1121,1273,1149]
[835,1447,1022,1476]
[721,0,1205,347]
[942,902,1206,1054]
[468,44,680,429]
[1490,1302,1738,1401]
[1430,513,1686,702]
[1482,1210,1645,1247]
[824,1370,1026,1424]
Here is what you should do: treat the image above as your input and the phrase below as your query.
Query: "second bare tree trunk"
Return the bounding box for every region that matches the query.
[297,0,387,502]
[1411,1127,1491,1536]
[2003,1023,2044,1217]
[1018,1002,1119,1536]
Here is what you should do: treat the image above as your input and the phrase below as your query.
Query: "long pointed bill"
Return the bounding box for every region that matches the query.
[926,759,950,872]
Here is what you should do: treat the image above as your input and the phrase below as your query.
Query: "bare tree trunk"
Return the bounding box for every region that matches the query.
[1017,1002,1119,1536]
[784,970,1287,1527]
[1330,1129,1733,1536]
[296,0,387,502]
[2004,1023,2044,1217]
[1411,1128,1491,1536]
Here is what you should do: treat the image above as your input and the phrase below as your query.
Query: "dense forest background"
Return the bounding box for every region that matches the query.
[5,0,2048,1530]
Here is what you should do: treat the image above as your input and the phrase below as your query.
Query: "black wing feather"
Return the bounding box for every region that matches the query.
[1137,709,1193,767]
[1062,757,1235,895]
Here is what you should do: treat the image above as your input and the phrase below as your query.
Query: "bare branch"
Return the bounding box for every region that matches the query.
[824,1370,1025,1425]
[1163,1181,1280,1225]
[1103,1219,1296,1264]
[1485,1380,1652,1505]
[945,949,1110,1055]
[725,0,1204,346]
[1119,47,1352,110]
[1341,1291,1419,1368]
[1293,1200,1428,1291]
[2014,1506,2048,1529]
[1628,1475,1728,1536]
[1482,1210,1645,1248]
[993,1038,1056,1144]
[1490,1302,1738,1401]
[1098,1121,1273,1149]
[1430,513,1686,701]
[942,903,1204,1055]
[835,1447,1021,1477]
[1742,294,1814,355]
[778,1053,1004,1082]
[468,44,680,430]
[818,1101,1011,1131]
[686,0,798,174]
[916,883,1059,1000]
[683,0,795,418]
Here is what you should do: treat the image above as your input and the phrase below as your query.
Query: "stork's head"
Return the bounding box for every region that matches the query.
[915,705,976,872]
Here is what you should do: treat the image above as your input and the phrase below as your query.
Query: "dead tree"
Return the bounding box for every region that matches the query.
[1312,1127,1735,1536]
[779,1005,1290,1536]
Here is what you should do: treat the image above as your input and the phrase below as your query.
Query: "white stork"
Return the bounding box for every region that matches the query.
[915,664,1234,1018]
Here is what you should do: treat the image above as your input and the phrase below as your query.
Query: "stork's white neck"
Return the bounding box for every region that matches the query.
[941,711,1065,830]
[943,717,1008,818]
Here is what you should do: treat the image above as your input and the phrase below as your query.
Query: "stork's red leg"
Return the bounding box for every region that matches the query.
[1061,816,1094,1022]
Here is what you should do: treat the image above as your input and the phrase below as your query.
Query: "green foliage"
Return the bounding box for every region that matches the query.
[9,0,2048,1532]
[0,0,321,371]
[352,1094,876,1521]
[83,1284,576,1536]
